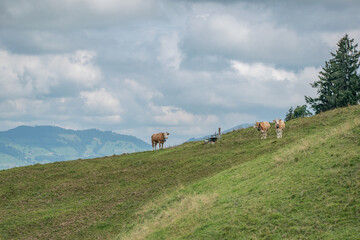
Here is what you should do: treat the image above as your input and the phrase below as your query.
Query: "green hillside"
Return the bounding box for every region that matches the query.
[1,106,359,239]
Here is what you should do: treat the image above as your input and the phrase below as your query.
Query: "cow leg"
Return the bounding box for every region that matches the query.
[261,131,266,139]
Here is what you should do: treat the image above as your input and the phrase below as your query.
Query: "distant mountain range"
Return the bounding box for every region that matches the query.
[187,123,252,142]
[0,126,152,170]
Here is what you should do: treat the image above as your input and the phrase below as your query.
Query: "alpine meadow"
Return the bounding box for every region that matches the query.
[1,105,360,239]
[1,1,360,240]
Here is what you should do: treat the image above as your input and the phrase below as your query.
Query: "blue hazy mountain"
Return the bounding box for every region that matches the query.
[0,126,151,170]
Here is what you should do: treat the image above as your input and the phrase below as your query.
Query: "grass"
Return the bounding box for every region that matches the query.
[1,105,360,239]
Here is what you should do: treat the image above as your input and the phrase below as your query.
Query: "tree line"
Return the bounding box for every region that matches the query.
[285,34,360,121]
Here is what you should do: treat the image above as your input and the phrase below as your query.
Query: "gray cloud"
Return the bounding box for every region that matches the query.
[180,2,358,69]
[0,0,162,29]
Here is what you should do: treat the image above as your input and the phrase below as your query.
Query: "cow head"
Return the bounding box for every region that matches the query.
[253,122,261,131]
[164,132,170,139]
[273,119,280,129]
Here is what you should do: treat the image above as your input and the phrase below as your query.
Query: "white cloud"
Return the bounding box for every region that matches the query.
[184,7,325,66]
[161,60,319,111]
[231,61,297,82]
[82,115,122,125]
[187,13,249,51]
[153,106,217,126]
[50,50,101,87]
[320,30,360,49]
[114,78,219,128]
[230,61,320,107]
[0,50,102,99]
[157,32,183,70]
[123,79,163,101]
[0,50,53,98]
[195,13,210,21]
[80,88,121,115]
[0,98,49,118]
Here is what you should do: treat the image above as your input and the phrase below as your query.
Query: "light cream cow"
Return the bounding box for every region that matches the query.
[273,119,285,138]
[253,121,271,139]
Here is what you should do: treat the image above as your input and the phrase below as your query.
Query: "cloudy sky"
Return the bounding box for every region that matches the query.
[0,0,359,145]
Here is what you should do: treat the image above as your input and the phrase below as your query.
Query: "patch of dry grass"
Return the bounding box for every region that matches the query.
[118,193,218,240]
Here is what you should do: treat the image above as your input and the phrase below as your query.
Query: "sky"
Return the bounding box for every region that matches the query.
[0,0,359,146]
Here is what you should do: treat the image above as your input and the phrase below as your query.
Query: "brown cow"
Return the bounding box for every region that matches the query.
[273,119,285,138]
[151,132,170,150]
[253,121,270,139]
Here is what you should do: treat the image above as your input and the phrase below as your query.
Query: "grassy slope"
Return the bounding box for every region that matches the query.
[1,106,359,239]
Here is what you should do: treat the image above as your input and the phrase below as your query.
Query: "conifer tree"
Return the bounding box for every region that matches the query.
[305,34,360,113]
[285,106,294,122]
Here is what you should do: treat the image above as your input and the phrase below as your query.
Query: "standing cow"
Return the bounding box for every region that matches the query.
[253,121,270,139]
[273,119,285,138]
[151,132,170,150]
